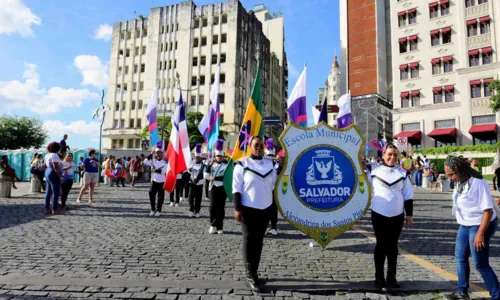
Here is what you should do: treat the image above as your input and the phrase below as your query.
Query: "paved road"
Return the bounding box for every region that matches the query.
[0,183,498,299]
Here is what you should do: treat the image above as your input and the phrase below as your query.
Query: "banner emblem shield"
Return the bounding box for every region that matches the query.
[276,123,371,248]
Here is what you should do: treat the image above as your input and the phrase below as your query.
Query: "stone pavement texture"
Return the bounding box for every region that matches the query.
[0,182,498,300]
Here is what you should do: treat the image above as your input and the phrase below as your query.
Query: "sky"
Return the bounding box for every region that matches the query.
[0,0,340,149]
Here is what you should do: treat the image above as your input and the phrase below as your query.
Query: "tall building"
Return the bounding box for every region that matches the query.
[391,0,500,149]
[103,0,278,155]
[254,4,288,140]
[316,54,341,126]
[340,0,393,157]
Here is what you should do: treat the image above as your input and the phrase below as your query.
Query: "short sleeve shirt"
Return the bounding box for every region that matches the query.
[83,158,99,173]
[453,177,497,226]
[45,153,62,168]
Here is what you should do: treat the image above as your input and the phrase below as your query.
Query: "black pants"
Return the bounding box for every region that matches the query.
[170,178,184,203]
[182,173,190,198]
[149,181,165,212]
[205,181,209,199]
[189,184,203,213]
[115,177,125,186]
[371,210,405,280]
[269,199,278,230]
[241,205,273,278]
[61,180,73,207]
[209,185,227,230]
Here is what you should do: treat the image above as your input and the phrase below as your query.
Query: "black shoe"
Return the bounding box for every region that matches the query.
[375,278,388,293]
[386,277,400,289]
[443,291,470,300]
[245,276,262,293]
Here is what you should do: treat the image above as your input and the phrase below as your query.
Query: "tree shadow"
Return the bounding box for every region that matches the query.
[0,203,51,231]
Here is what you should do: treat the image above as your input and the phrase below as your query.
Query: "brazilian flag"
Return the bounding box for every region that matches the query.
[223,59,264,202]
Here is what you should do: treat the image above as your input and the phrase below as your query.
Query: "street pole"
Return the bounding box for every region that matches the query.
[172,72,199,151]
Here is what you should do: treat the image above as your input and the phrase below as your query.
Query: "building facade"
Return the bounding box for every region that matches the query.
[103,0,278,154]
[340,0,393,157]
[317,55,341,127]
[391,0,500,150]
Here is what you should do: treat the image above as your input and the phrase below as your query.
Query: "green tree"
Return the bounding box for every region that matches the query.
[488,80,500,112]
[140,116,172,142]
[0,116,48,150]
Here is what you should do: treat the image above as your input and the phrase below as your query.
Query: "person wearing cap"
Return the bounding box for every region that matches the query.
[143,149,167,217]
[188,144,206,218]
[265,138,280,236]
[233,136,277,292]
[204,153,212,201]
[205,139,228,234]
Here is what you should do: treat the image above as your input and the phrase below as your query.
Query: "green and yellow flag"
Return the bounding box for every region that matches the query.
[223,59,264,202]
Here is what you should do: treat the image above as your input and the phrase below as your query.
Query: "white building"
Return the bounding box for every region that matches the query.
[103,0,281,155]
[392,0,500,149]
[317,54,341,126]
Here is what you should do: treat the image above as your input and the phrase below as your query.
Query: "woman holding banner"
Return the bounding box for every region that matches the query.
[368,144,414,292]
[233,136,277,293]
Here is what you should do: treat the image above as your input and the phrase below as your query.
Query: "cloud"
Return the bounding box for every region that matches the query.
[74,55,109,89]
[94,24,113,41]
[0,63,99,114]
[0,0,41,37]
[43,120,101,139]
[287,61,300,80]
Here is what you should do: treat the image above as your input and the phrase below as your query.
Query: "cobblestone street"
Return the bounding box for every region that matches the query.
[0,183,498,300]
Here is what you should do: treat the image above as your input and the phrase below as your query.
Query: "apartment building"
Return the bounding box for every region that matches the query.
[340,0,394,157]
[316,55,341,127]
[103,0,276,154]
[392,0,500,149]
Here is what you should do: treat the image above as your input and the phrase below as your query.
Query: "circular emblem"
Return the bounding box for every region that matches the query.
[292,146,357,211]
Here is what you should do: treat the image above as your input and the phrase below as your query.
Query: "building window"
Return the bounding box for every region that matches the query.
[125,49,130,57]
[483,52,492,65]
[474,137,497,145]
[402,122,420,131]
[430,6,438,19]
[465,0,475,7]
[120,119,125,128]
[411,94,420,106]
[200,75,205,85]
[220,73,225,84]
[212,54,218,64]
[131,101,136,110]
[222,14,228,24]
[135,46,140,56]
[213,35,218,44]
[199,95,204,105]
[137,119,142,128]
[123,84,128,93]
[190,96,196,106]
[473,114,495,125]
[202,18,208,27]
[469,51,479,67]
[480,18,490,34]
[127,139,134,149]
[219,93,225,104]
[201,36,207,46]
[408,10,417,24]
[140,64,145,73]
[431,32,440,46]
[191,77,197,86]
[441,2,450,15]
[445,87,455,102]
[213,15,219,25]
[201,56,206,66]
[139,82,144,91]
[442,29,451,44]
[194,18,200,28]
[433,88,443,104]
[193,38,199,47]
[220,53,226,63]
[398,13,407,27]
[160,43,163,52]
[133,82,137,92]
[410,64,419,78]
[113,120,118,128]
[409,38,418,51]
[221,34,227,43]
[435,119,456,129]
[138,100,143,109]
[432,61,441,75]
[129,119,135,128]
[467,21,478,37]
[193,57,198,66]
[478,0,487,4]
[220,113,224,124]
[401,96,409,108]
[133,64,138,74]
[400,65,409,80]
[471,82,482,98]
[485,84,492,97]
[443,57,453,73]
[399,39,407,53]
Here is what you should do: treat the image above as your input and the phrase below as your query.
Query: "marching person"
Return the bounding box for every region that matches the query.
[169,172,184,207]
[368,144,414,292]
[204,154,211,201]
[443,156,499,300]
[265,138,279,236]
[188,144,205,218]
[233,136,277,293]
[143,149,167,217]
[206,139,228,234]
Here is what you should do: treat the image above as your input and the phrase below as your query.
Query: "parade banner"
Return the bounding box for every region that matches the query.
[275,122,371,248]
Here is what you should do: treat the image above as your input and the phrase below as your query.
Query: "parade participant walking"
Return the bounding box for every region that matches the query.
[443,156,499,300]
[76,150,100,204]
[169,172,183,207]
[129,156,141,187]
[113,158,127,187]
[143,149,167,217]
[204,155,211,201]
[61,153,76,210]
[265,138,279,236]
[206,140,228,234]
[233,136,277,293]
[368,144,413,292]
[43,142,64,214]
[188,144,205,218]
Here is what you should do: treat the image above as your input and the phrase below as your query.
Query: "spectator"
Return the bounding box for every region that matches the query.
[43,142,64,214]
[113,158,126,187]
[414,160,423,187]
[471,159,480,172]
[429,163,440,192]
[61,153,76,210]
[60,134,70,156]
[76,150,100,204]
[129,156,141,187]
[423,155,430,169]
[0,155,20,189]
[78,157,85,183]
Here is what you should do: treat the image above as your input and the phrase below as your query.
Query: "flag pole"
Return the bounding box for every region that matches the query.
[98,90,104,186]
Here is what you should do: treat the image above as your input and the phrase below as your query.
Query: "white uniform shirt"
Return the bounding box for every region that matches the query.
[204,161,228,189]
[453,177,497,226]
[143,158,167,183]
[190,161,205,186]
[370,163,414,217]
[233,157,277,210]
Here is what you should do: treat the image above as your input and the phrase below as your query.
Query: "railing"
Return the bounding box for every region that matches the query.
[468,33,491,50]
[465,3,489,19]
[471,97,493,116]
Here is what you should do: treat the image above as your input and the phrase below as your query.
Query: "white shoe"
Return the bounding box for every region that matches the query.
[217,230,223,234]
[205,197,209,201]
[309,241,319,247]
[149,211,155,217]
[169,202,174,207]
[174,203,179,207]
[269,229,278,236]
[208,226,217,234]
[195,213,200,218]
[188,211,194,217]
[155,211,161,217]
[180,197,183,202]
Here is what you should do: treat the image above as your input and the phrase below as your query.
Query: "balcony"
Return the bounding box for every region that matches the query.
[465,3,489,19]
[471,97,493,116]
[468,33,491,50]
[103,127,142,137]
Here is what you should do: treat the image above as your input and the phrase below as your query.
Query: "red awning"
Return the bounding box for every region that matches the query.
[430,29,440,35]
[398,11,406,16]
[469,124,497,135]
[480,16,490,22]
[411,90,420,96]
[483,78,494,84]
[442,27,451,33]
[399,64,408,70]
[394,131,422,140]
[440,0,449,4]
[433,87,442,93]
[429,2,439,7]
[428,128,457,138]
[431,58,441,64]
[400,91,409,98]
[399,37,407,44]
[408,8,417,14]
[469,49,479,56]
[443,56,453,62]
[409,35,418,41]
[445,85,455,92]
[470,80,481,86]
[466,19,477,25]
[482,47,492,54]
[409,62,419,68]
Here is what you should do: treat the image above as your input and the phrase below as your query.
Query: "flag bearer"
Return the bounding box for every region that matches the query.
[143,149,168,217]
[233,136,277,293]
[206,139,228,234]
[188,144,205,217]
